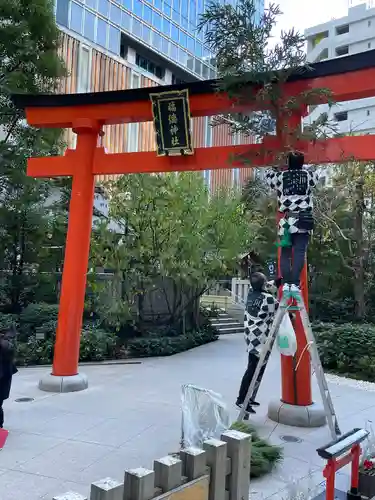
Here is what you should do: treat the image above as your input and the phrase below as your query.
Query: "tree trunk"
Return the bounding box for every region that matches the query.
[353,179,366,320]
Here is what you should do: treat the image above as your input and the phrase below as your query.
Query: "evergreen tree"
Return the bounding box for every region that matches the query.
[198,0,334,160]
[0,0,65,311]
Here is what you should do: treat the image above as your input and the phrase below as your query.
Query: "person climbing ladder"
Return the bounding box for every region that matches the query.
[266,151,319,298]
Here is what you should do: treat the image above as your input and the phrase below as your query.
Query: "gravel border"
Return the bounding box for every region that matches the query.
[326,373,375,392]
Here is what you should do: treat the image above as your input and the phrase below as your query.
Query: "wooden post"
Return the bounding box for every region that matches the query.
[221,430,251,500]
[203,438,227,500]
[154,456,182,492]
[180,448,207,480]
[90,478,123,500]
[123,468,155,500]
[52,120,100,378]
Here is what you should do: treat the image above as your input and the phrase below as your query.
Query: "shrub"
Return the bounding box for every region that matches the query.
[79,326,117,362]
[200,304,220,319]
[230,421,283,478]
[310,296,356,323]
[0,312,18,332]
[16,325,118,366]
[16,337,54,366]
[314,322,375,380]
[127,325,218,357]
[19,303,59,340]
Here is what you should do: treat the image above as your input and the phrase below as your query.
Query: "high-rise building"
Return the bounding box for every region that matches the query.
[55,0,219,81]
[304,2,375,186]
[54,0,265,189]
[305,3,375,137]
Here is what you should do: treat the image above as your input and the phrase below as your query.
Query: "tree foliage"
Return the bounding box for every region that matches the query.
[198,0,335,157]
[0,0,66,312]
[241,163,375,322]
[89,173,251,329]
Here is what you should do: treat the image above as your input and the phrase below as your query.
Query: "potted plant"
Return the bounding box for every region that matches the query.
[359,423,375,499]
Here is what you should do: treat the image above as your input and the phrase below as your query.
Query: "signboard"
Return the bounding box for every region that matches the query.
[150,89,194,157]
[266,260,277,279]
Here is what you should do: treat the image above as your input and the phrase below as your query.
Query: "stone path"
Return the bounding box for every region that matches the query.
[0,333,374,499]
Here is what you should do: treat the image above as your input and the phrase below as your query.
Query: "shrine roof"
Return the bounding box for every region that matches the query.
[11,49,375,110]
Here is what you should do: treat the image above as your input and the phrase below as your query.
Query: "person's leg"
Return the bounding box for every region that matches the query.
[237,353,259,411]
[280,245,292,285]
[0,400,4,428]
[291,232,309,287]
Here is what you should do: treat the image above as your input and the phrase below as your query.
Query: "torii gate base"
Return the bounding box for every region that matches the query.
[12,50,375,432]
[267,266,326,428]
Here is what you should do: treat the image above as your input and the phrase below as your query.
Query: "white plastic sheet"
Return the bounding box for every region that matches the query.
[277,313,297,356]
[181,384,230,448]
[361,420,375,465]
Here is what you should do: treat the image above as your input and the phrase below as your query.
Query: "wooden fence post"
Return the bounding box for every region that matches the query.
[221,430,251,500]
[123,467,155,500]
[203,438,227,500]
[180,448,207,480]
[90,478,123,500]
[154,455,183,492]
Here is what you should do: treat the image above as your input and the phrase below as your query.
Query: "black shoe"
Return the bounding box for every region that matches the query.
[236,397,260,407]
[244,405,256,414]
[236,401,256,414]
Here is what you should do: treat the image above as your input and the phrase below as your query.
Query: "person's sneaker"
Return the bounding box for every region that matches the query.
[244,404,256,414]
[290,284,302,300]
[282,283,290,296]
[250,399,260,407]
[236,400,256,414]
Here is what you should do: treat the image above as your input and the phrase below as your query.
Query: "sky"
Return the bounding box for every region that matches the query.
[271,0,350,36]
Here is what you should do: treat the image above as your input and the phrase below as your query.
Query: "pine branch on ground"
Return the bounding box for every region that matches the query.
[230,421,283,478]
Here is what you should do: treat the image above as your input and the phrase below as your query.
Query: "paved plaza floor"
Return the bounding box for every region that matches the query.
[1,333,375,500]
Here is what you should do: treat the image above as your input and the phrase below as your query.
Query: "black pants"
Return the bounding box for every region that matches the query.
[280,232,309,286]
[238,352,262,404]
[0,399,3,428]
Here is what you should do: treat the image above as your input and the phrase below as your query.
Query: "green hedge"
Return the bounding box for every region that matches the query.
[314,322,375,380]
[18,303,59,341]
[16,326,118,366]
[127,325,218,357]
[10,302,219,365]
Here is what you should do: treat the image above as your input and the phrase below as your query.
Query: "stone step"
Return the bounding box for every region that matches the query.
[215,325,244,334]
[211,321,241,328]
[209,316,244,335]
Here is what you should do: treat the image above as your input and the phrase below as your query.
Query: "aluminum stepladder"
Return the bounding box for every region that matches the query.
[236,292,341,440]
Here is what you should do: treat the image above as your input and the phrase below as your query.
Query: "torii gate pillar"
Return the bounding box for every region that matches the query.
[39,119,100,393]
[267,111,326,429]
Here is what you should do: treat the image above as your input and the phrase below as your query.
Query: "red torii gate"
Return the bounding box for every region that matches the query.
[12,49,375,427]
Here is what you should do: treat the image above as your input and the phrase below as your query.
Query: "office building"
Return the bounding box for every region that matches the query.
[54,0,265,191]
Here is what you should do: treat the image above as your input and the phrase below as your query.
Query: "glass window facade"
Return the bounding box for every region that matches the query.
[56,0,265,79]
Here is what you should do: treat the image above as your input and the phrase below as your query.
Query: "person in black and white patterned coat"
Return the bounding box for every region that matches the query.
[236,272,279,414]
[266,151,319,297]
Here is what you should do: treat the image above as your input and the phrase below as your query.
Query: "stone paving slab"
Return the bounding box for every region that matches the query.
[0,334,374,499]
